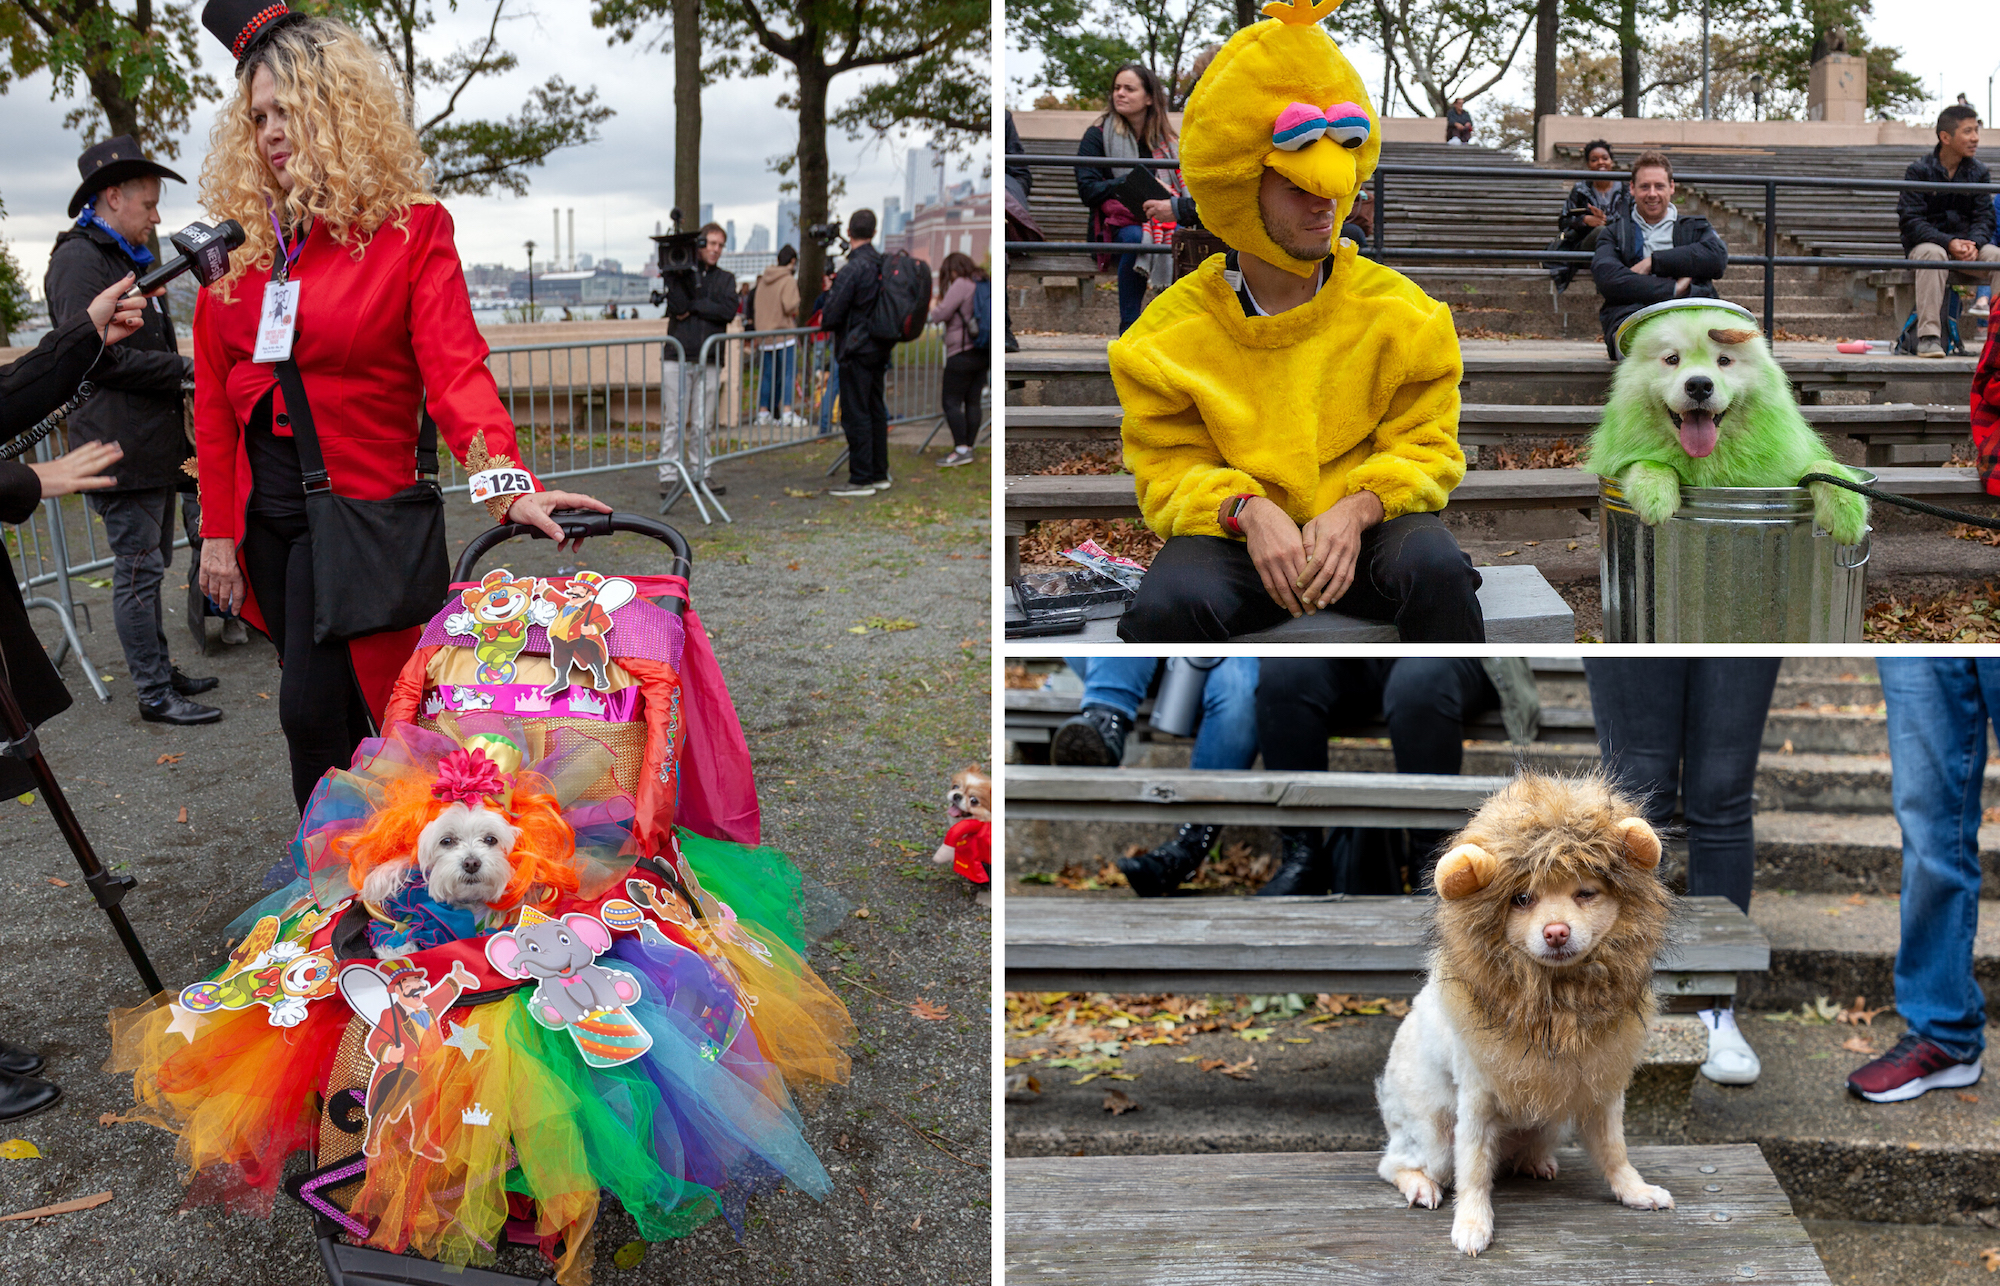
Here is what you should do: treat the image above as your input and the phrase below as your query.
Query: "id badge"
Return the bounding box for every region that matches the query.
[253,280,300,363]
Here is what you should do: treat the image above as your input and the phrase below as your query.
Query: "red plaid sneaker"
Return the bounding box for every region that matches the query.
[1846,1033,1983,1103]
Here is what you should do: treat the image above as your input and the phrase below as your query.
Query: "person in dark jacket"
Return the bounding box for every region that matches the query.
[1899,103,2000,357]
[1,276,151,1121]
[820,209,891,496]
[1591,151,1728,360]
[1076,62,1184,335]
[1551,139,1629,290]
[45,135,219,725]
[1444,98,1474,144]
[658,223,737,489]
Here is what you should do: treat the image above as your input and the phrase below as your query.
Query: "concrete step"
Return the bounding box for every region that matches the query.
[1740,892,2000,1022]
[1004,998,2000,1225]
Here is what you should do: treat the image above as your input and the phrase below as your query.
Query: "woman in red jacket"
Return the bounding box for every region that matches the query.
[193,1,607,810]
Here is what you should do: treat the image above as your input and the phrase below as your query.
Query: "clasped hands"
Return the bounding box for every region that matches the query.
[1238,490,1384,619]
[1629,256,1693,297]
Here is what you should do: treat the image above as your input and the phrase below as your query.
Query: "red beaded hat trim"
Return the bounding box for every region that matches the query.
[232,3,290,59]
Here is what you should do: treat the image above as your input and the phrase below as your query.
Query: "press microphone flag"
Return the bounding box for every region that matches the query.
[130,218,246,295]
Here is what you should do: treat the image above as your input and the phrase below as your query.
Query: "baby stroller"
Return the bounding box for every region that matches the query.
[111,512,853,1286]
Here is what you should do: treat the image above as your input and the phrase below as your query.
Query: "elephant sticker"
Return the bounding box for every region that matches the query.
[485,908,652,1067]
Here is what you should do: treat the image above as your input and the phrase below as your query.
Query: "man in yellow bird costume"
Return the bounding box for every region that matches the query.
[1111,0,1483,642]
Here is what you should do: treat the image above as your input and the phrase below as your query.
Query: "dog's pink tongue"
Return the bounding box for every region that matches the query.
[1678,411,1720,458]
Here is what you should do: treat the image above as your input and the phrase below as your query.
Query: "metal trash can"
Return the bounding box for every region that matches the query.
[1599,475,1872,642]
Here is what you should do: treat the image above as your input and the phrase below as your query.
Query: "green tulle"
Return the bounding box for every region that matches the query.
[676,829,809,957]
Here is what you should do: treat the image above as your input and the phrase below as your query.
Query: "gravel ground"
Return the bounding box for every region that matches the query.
[0,433,992,1285]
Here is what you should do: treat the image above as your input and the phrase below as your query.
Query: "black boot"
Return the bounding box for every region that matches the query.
[1119,823,1221,897]
[0,1069,60,1122]
[1256,828,1331,896]
[1049,704,1133,767]
[0,1039,44,1076]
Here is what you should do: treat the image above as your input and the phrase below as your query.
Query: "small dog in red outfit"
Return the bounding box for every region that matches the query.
[932,765,992,907]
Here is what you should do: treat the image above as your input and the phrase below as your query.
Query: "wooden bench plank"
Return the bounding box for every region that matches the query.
[1003,692,1600,746]
[1006,767,1506,828]
[1003,895,1770,995]
[1005,1146,1833,1284]
[1004,348,1980,380]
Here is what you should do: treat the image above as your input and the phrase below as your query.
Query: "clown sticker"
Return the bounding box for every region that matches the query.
[534,573,635,696]
[336,958,479,1160]
[177,908,340,1028]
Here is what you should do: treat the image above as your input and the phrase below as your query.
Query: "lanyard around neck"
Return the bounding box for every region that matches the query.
[267,201,306,282]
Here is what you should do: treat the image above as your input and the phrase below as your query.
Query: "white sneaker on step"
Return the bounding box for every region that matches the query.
[1699,1008,1760,1085]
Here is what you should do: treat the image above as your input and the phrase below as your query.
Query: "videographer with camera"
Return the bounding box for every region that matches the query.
[0,275,154,1120]
[821,209,892,498]
[47,136,222,727]
[658,222,737,497]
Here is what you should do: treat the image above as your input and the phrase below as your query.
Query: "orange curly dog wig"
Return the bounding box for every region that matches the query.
[331,772,581,913]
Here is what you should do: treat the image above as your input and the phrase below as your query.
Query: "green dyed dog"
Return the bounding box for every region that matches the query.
[1583,304,1868,545]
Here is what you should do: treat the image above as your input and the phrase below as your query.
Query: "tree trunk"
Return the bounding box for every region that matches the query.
[1233,0,1259,29]
[1618,0,1639,117]
[1534,0,1557,134]
[87,67,141,143]
[673,0,701,232]
[794,52,830,300]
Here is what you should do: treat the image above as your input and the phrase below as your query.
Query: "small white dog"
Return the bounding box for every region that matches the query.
[360,803,519,956]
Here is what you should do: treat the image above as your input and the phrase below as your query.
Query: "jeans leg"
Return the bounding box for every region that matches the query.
[1585,660,1691,834]
[1880,658,1991,1061]
[1192,657,1262,770]
[1114,225,1146,335]
[88,487,176,702]
[1679,658,1782,913]
[1068,657,1157,721]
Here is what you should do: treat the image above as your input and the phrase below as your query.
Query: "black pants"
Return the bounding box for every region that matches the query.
[1584,659,1781,914]
[837,354,890,484]
[241,511,375,812]
[1258,658,1500,892]
[1118,515,1485,642]
[941,349,988,449]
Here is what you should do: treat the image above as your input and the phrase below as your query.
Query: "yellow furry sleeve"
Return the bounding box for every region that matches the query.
[1114,343,1266,539]
[1345,304,1465,521]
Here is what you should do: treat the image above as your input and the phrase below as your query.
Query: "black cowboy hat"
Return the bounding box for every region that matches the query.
[201,0,308,70]
[67,135,186,219]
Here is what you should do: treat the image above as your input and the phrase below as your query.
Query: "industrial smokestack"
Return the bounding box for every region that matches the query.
[567,209,575,270]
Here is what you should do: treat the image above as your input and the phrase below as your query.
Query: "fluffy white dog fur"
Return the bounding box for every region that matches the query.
[359,802,519,952]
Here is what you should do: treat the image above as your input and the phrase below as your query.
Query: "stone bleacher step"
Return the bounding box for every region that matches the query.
[1741,892,2000,1022]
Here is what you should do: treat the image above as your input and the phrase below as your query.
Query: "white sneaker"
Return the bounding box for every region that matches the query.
[1699,1008,1761,1085]
[828,484,875,498]
[870,477,893,491]
[938,447,974,468]
[755,409,774,425]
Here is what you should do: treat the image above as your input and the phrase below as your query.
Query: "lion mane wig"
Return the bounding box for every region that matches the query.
[1428,771,1676,1072]
[200,15,434,298]
[331,772,581,915]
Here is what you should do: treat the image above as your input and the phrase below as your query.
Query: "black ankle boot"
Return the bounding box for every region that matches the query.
[0,1069,60,1122]
[1119,823,1221,897]
[0,1039,43,1077]
[1256,828,1331,896]
[1050,704,1133,767]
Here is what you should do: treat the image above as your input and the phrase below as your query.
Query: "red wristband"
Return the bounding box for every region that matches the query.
[1219,493,1255,537]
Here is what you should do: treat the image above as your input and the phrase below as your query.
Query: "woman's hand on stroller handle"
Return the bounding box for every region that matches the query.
[505,490,612,550]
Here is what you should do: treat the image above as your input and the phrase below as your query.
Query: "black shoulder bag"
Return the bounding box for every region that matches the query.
[271,359,450,643]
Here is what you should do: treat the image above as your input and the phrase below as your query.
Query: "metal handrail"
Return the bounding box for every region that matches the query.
[1005,153,2000,334]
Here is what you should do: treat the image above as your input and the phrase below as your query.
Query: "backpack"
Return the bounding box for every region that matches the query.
[1893,285,1963,355]
[867,250,933,345]
[970,278,992,352]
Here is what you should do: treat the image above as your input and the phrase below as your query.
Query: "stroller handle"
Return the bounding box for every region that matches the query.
[454,510,694,611]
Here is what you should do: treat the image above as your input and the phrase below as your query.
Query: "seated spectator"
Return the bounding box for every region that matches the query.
[1444,99,1474,144]
[1550,139,1628,291]
[1898,103,2000,358]
[1252,659,1535,896]
[1047,657,1260,896]
[1077,62,1186,336]
[1109,12,1483,643]
[1590,151,1727,361]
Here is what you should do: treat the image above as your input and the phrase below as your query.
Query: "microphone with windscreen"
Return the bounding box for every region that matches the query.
[129,218,245,295]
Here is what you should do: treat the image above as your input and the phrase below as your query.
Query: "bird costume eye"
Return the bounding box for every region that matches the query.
[1271,101,1372,151]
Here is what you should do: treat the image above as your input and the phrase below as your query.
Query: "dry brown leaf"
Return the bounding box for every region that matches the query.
[1844,893,1868,906]
[0,1191,112,1221]
[1016,517,1162,571]
[155,753,183,766]
[1837,996,1893,1026]
[1218,1056,1257,1080]
[45,877,68,888]
[910,1215,922,1232]
[1102,1089,1141,1116]
[1960,1092,1982,1104]
[1865,579,2000,644]
[1840,1035,1878,1056]
[1196,1058,1227,1073]
[256,692,271,699]
[1986,806,2000,827]
[97,1112,128,1127]
[1980,1246,2000,1272]
[1485,438,1581,472]
[909,999,949,1021]
[175,806,188,824]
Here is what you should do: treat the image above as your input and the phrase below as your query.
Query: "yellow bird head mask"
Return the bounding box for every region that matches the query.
[1179,0,1381,277]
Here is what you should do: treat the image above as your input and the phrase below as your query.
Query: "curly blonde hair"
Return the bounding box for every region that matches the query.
[201,16,434,298]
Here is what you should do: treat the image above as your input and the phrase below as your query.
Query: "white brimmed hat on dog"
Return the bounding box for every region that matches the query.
[1613,298,1760,360]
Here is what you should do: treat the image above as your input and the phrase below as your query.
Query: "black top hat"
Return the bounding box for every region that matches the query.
[202,0,308,70]
[67,135,187,219]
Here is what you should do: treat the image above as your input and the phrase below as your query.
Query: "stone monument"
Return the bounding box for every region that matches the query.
[1808,27,1866,123]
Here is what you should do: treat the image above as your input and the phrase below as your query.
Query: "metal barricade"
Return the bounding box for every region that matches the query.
[10,433,110,701]
[464,332,683,487]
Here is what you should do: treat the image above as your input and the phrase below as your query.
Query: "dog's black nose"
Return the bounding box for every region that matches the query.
[1683,375,1713,402]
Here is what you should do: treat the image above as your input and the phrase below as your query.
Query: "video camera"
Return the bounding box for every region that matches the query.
[648,208,706,306]
[807,219,847,270]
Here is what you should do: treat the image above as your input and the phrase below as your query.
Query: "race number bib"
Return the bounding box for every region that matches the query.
[252,281,300,363]
[467,467,540,507]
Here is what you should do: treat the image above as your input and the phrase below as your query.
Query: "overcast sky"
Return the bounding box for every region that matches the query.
[1005,8,2000,128]
[1,2,985,298]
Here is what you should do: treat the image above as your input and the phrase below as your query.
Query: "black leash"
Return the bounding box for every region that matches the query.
[1799,472,2000,532]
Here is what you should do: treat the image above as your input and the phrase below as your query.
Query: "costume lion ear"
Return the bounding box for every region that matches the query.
[1434,843,1498,899]
[1617,817,1662,870]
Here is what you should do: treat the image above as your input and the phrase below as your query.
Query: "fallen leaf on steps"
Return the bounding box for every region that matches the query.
[45,878,68,888]
[176,806,188,823]
[1845,893,1868,906]
[0,1139,41,1159]
[1102,1089,1141,1116]
[1978,1245,2000,1271]
[156,753,183,765]
[1840,1035,1878,1056]
[908,998,949,1021]
[1837,996,1892,1025]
